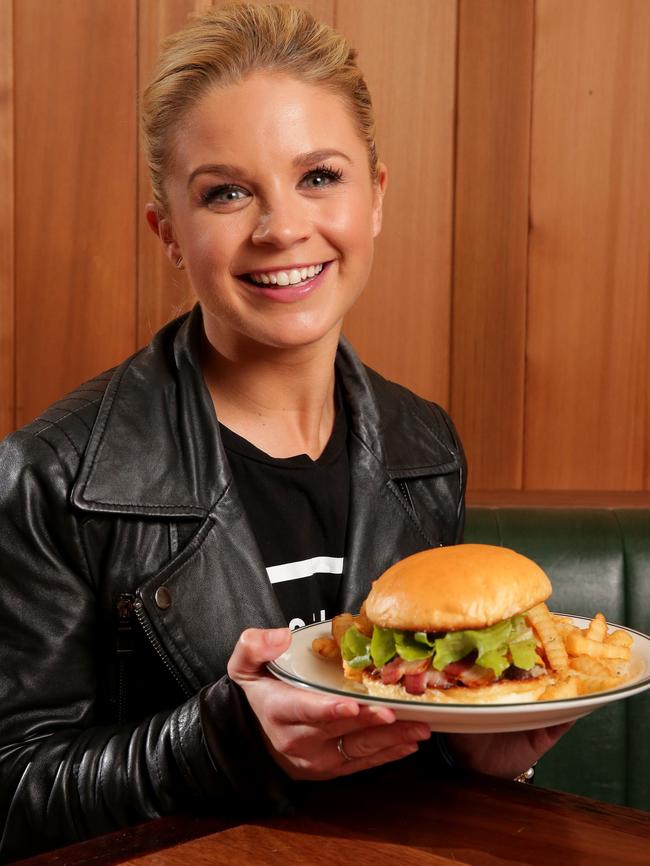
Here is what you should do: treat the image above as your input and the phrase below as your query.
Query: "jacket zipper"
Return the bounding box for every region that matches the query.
[116,593,135,724]
[116,593,193,722]
[396,479,416,515]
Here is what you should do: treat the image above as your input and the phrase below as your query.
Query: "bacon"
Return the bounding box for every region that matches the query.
[403,671,429,694]
[426,668,454,689]
[404,667,457,694]
[454,663,496,687]
[442,656,476,679]
[380,656,430,685]
[377,650,515,693]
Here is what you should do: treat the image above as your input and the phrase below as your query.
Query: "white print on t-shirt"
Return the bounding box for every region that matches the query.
[289,609,327,631]
[266,556,344,584]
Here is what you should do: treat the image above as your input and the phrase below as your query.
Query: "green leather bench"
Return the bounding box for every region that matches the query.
[464,507,650,810]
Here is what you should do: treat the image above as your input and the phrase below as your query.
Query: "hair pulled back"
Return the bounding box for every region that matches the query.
[142,3,378,212]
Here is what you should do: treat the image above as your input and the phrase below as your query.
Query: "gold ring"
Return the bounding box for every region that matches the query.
[337,735,353,762]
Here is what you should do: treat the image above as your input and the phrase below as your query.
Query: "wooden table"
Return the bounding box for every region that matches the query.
[13,768,650,866]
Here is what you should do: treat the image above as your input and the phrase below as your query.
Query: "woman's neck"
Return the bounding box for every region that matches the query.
[200,330,340,460]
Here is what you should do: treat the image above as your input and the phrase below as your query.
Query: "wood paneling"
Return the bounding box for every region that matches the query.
[525,0,650,489]
[137,0,211,347]
[338,0,457,406]
[451,0,534,490]
[0,0,14,439]
[14,0,138,425]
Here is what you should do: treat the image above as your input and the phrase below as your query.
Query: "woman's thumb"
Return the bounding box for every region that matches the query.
[227,627,291,682]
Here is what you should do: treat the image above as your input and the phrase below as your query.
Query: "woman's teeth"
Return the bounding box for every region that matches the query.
[248,263,324,286]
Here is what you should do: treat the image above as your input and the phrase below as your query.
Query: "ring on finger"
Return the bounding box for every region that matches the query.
[337,735,353,762]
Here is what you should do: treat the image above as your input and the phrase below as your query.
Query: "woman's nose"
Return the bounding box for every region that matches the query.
[251,200,311,248]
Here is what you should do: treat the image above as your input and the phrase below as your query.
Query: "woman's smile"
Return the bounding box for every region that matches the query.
[237,260,334,303]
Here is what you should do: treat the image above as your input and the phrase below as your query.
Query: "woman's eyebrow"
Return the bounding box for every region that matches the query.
[293,149,352,167]
[187,163,243,186]
[187,150,352,186]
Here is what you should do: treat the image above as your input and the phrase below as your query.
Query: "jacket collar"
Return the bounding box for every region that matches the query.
[72,305,459,517]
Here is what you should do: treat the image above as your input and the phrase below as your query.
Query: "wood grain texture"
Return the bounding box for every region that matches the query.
[119,824,461,866]
[137,0,211,347]
[451,0,534,490]
[0,0,15,438]
[525,0,650,490]
[14,0,138,425]
[338,0,457,406]
[16,768,650,866]
[467,489,650,508]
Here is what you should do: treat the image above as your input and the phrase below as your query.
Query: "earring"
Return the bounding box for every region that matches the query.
[175,256,184,269]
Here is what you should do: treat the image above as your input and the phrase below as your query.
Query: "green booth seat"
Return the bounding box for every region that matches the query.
[464,507,650,810]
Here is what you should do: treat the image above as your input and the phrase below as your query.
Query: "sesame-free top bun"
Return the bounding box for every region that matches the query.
[364,544,552,632]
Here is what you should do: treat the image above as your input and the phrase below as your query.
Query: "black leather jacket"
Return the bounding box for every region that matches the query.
[0,307,466,861]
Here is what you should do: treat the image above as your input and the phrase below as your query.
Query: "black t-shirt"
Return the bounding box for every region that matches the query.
[220,406,349,630]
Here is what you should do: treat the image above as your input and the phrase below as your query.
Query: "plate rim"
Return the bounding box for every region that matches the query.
[267,615,650,712]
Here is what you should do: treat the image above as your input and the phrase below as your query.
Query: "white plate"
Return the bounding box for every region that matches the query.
[267,616,650,733]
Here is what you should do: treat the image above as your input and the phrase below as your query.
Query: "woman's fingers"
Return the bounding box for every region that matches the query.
[267,692,394,729]
[227,627,291,681]
[335,721,431,761]
[331,741,421,779]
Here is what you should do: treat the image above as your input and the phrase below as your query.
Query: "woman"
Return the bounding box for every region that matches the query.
[0,5,568,861]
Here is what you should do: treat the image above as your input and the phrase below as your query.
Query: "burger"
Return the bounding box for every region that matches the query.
[340,544,557,704]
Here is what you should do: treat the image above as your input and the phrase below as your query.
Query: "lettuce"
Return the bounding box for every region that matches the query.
[394,630,435,661]
[433,613,538,675]
[341,626,372,669]
[370,626,396,668]
[341,612,539,676]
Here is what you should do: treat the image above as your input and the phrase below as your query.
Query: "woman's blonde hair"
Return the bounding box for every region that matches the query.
[142,3,378,212]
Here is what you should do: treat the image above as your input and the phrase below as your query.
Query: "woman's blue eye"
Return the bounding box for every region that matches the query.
[301,165,344,189]
[202,185,248,205]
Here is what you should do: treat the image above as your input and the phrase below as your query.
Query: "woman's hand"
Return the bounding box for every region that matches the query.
[443,722,574,779]
[227,627,432,780]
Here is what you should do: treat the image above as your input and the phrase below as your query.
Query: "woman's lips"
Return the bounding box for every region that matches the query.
[238,261,332,302]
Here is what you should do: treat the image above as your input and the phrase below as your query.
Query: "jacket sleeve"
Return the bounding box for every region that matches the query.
[0,431,290,862]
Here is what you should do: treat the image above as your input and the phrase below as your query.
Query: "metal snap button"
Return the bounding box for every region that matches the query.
[154,586,172,610]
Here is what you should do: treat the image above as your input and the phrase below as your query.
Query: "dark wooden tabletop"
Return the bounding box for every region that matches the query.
[13,768,650,866]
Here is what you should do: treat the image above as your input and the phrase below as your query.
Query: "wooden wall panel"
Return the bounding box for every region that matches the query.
[338,0,457,406]
[14,0,138,426]
[525,0,650,490]
[0,0,14,439]
[451,0,534,490]
[137,0,211,347]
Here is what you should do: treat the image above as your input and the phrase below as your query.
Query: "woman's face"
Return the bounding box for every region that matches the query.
[150,72,386,355]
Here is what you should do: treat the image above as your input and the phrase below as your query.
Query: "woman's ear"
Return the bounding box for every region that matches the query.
[145,203,183,268]
[372,163,388,238]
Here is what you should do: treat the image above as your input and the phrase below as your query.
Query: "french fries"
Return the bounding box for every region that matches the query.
[311,636,341,661]
[558,613,634,696]
[565,630,630,661]
[540,672,579,701]
[526,603,569,671]
[527,606,633,698]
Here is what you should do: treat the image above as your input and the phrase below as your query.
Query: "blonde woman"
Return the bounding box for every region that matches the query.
[0,5,569,860]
